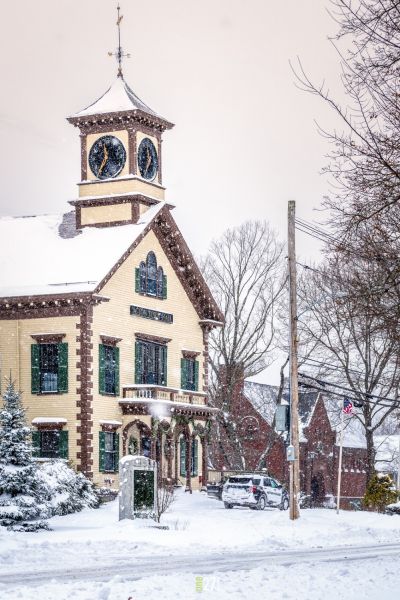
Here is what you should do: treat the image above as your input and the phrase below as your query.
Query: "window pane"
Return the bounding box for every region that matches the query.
[146,252,157,295]
[185,359,196,391]
[139,341,166,386]
[41,430,60,458]
[104,432,115,471]
[141,436,152,458]
[40,344,58,392]
[157,267,164,298]
[139,262,146,293]
[104,346,116,394]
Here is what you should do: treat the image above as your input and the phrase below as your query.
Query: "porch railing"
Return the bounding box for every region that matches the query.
[122,385,207,406]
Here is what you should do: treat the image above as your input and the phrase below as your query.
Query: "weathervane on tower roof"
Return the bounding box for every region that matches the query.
[108,4,131,78]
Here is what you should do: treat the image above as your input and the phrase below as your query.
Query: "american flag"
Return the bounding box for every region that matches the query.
[343,398,353,414]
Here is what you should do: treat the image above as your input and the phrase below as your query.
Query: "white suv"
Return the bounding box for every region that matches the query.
[222,474,289,511]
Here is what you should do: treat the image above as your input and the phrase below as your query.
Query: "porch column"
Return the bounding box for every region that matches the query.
[166,434,173,481]
[185,434,192,494]
[157,430,163,484]
[150,437,156,461]
[201,435,208,491]
[174,439,179,484]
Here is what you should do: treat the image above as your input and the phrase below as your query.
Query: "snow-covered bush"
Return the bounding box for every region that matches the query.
[38,460,100,516]
[96,487,119,503]
[155,481,176,523]
[363,473,398,512]
[386,501,400,516]
[0,380,50,529]
[0,380,99,530]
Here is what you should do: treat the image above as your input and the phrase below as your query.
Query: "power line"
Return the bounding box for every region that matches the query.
[295,224,330,245]
[298,379,399,410]
[295,218,341,244]
[299,371,400,409]
[296,259,398,297]
[298,356,364,377]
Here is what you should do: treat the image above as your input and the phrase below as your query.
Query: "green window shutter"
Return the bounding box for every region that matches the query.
[180,437,186,477]
[135,267,140,293]
[31,344,40,394]
[194,360,199,391]
[161,345,167,386]
[59,430,69,459]
[32,430,41,457]
[113,433,120,473]
[162,275,167,299]
[99,431,106,472]
[114,346,120,397]
[191,438,198,476]
[58,343,68,393]
[99,344,105,394]
[135,341,142,384]
[181,358,187,389]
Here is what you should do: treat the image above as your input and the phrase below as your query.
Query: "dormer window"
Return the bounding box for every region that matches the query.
[136,251,167,299]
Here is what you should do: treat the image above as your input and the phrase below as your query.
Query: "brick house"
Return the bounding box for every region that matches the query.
[210,379,368,506]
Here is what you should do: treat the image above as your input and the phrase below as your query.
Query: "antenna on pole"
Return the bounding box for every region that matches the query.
[108,4,131,78]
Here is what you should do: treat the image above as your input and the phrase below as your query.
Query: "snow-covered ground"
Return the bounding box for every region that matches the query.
[1,489,400,599]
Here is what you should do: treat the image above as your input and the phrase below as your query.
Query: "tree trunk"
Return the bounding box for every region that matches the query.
[364,424,376,484]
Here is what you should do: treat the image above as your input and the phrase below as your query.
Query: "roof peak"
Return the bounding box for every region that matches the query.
[72,76,160,119]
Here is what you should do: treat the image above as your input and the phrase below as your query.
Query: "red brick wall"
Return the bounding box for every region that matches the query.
[300,396,367,500]
[210,376,286,476]
[210,383,368,502]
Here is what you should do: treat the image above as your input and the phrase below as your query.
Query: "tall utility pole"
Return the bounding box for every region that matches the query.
[288,200,300,520]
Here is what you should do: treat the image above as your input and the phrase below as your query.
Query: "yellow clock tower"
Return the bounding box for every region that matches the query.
[67,7,173,230]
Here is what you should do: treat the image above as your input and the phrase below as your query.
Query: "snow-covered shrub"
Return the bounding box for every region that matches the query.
[0,380,50,529]
[38,460,100,516]
[386,501,400,516]
[323,494,336,509]
[0,380,99,531]
[96,487,119,503]
[298,493,311,508]
[155,481,176,523]
[363,473,398,512]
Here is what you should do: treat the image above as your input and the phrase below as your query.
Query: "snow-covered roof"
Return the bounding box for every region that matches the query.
[243,381,279,426]
[322,396,367,449]
[338,425,367,449]
[245,380,367,448]
[0,202,165,298]
[72,77,159,118]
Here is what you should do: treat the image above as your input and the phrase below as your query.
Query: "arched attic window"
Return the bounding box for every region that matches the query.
[135,252,167,299]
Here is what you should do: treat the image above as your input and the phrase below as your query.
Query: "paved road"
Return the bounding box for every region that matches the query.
[2,541,400,587]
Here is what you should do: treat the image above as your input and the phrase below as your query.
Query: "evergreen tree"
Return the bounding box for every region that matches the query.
[0,378,48,528]
[363,473,398,513]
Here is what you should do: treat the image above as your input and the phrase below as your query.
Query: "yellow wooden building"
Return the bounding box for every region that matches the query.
[0,70,223,491]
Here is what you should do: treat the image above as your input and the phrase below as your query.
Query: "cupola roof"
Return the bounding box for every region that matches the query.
[73,76,158,118]
[68,76,173,131]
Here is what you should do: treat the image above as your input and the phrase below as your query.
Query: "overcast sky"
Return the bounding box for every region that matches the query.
[0,1,345,383]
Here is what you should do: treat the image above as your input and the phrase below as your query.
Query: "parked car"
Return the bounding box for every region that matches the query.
[207,476,228,500]
[207,481,223,500]
[221,474,289,511]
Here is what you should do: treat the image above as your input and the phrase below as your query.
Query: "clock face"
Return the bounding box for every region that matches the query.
[138,138,158,180]
[88,135,126,180]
